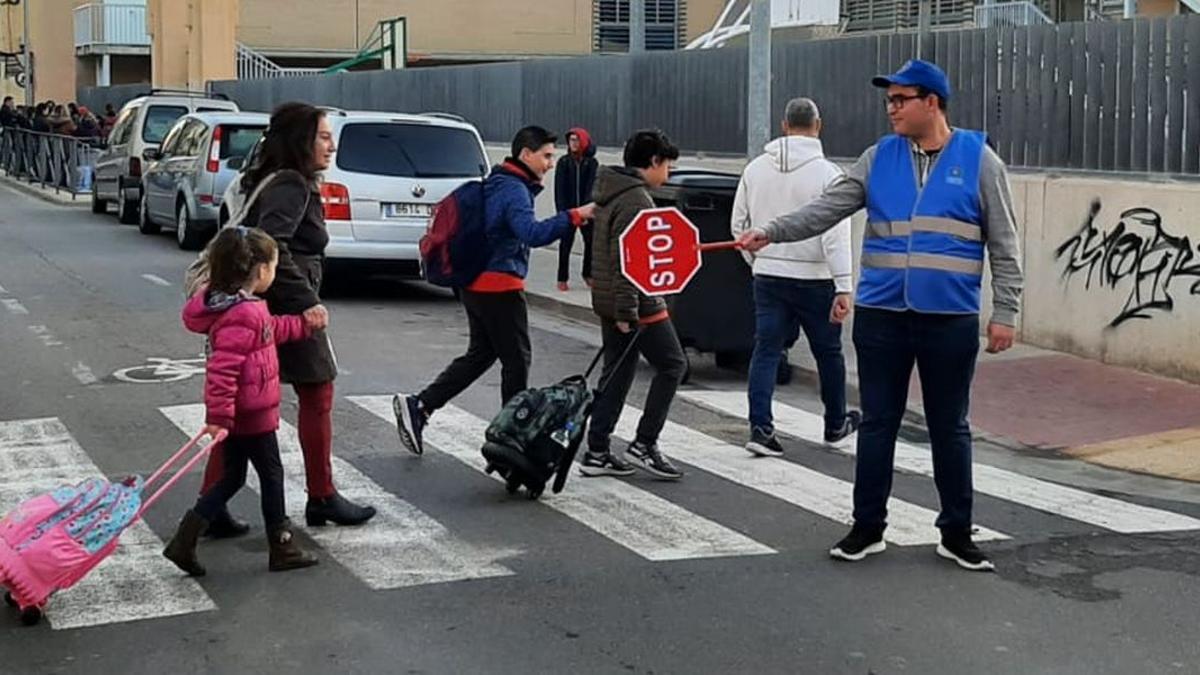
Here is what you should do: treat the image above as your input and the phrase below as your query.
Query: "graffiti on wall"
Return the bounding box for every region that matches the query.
[1055,199,1200,328]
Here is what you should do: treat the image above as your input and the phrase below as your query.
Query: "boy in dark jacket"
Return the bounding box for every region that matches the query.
[394,126,594,454]
[582,130,686,480]
[554,127,599,291]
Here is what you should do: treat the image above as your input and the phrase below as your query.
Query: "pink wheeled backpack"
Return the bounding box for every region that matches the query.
[0,429,223,626]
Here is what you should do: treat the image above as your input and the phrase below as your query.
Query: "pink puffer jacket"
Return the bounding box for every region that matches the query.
[182,289,310,435]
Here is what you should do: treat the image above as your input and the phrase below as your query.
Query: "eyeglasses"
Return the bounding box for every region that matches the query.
[885,93,928,109]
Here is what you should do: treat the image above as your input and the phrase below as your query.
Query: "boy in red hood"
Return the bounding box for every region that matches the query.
[553,127,599,291]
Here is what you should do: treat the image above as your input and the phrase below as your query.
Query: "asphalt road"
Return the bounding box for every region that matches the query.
[1,182,1199,675]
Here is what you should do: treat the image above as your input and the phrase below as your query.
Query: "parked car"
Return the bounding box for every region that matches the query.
[222,109,489,278]
[92,90,239,225]
[138,111,268,249]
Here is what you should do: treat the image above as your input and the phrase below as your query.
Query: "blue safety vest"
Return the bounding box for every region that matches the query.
[858,130,987,314]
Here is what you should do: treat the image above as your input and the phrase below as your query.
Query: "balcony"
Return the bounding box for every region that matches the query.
[74,3,151,56]
[973,1,1054,27]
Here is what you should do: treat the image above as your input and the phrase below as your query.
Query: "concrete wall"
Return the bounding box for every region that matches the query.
[502,142,1200,383]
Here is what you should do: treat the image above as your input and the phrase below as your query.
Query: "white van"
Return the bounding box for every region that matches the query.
[92,90,239,224]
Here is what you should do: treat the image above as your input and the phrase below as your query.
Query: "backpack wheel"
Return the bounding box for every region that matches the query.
[526,486,544,500]
[505,476,521,495]
[20,606,42,626]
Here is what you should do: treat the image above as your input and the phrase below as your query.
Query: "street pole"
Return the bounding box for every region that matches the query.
[22,0,32,106]
[747,0,771,158]
[917,0,931,60]
[1123,0,1136,18]
[629,0,645,54]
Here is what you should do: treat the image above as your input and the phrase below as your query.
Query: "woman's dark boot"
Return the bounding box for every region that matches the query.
[268,521,319,572]
[163,510,208,577]
[305,493,377,527]
[203,507,251,539]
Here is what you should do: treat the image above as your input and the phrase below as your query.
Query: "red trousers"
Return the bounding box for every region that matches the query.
[201,381,336,500]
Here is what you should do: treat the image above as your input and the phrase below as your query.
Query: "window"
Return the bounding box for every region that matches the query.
[142,105,189,144]
[594,0,685,52]
[177,120,209,157]
[110,106,139,145]
[157,121,188,156]
[335,123,488,178]
[218,125,266,160]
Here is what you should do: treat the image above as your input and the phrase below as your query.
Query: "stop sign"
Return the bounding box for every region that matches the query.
[619,207,702,297]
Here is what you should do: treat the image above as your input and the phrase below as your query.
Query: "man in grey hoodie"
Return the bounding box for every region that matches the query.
[731,97,861,459]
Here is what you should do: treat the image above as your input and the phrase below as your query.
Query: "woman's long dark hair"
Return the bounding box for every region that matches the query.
[241,102,325,193]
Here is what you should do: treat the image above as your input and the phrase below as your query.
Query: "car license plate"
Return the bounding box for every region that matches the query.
[383,202,433,218]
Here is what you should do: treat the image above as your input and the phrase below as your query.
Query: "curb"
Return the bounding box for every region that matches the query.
[0,174,89,208]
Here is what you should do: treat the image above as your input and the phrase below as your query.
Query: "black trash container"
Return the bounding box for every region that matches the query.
[651,169,784,380]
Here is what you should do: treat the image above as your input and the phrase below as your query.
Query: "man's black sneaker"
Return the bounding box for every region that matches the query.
[825,410,863,444]
[626,441,683,480]
[829,524,886,562]
[393,394,427,455]
[579,451,637,477]
[746,427,785,457]
[937,532,995,572]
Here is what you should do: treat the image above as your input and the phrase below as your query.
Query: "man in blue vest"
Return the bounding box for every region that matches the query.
[738,60,1023,572]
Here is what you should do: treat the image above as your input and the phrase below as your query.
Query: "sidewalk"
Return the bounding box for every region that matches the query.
[524,247,1200,484]
[0,173,90,207]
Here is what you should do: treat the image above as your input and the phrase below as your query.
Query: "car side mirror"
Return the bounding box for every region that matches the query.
[143,148,162,162]
[227,156,244,171]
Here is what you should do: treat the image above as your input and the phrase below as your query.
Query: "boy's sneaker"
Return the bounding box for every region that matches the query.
[825,410,863,444]
[937,531,995,572]
[829,524,887,562]
[746,427,785,457]
[579,451,637,477]
[393,394,427,455]
[626,441,683,480]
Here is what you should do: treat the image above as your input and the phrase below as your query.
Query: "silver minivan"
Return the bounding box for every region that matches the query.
[92,91,239,225]
[223,110,490,277]
[139,112,268,249]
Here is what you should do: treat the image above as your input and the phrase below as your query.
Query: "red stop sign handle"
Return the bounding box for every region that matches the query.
[697,240,743,253]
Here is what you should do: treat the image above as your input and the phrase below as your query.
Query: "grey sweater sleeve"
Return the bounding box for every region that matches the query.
[979,147,1024,327]
[762,146,874,243]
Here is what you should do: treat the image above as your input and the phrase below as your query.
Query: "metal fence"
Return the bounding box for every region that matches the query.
[0,128,105,197]
[79,15,1200,175]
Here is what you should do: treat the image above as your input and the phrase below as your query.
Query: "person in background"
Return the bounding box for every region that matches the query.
[553,127,599,291]
[730,96,860,459]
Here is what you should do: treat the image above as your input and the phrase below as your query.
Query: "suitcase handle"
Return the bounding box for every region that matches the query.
[138,429,228,516]
[585,328,642,397]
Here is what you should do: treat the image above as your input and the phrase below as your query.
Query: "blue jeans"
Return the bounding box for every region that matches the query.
[851,308,979,534]
[747,276,847,434]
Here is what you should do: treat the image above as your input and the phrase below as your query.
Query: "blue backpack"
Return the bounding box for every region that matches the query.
[420,180,490,288]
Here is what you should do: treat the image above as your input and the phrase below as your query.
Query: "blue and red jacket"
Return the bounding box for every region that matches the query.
[469,160,583,292]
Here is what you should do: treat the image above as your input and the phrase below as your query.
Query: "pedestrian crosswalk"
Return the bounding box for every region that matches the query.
[2,389,1198,632]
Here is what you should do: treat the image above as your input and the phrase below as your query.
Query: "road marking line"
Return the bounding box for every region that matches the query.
[28,325,64,347]
[349,396,774,561]
[160,405,517,589]
[141,274,171,287]
[2,298,29,315]
[71,362,99,385]
[679,390,1200,534]
[615,403,1008,546]
[0,417,216,630]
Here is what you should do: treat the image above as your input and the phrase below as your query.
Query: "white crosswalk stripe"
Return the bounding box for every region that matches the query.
[678,390,1200,534]
[348,396,776,561]
[612,405,1009,546]
[159,405,518,589]
[0,418,216,630]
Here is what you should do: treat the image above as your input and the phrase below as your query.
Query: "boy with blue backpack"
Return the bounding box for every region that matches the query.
[395,126,594,455]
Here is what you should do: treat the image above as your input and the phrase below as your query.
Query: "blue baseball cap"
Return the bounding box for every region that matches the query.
[872,59,951,102]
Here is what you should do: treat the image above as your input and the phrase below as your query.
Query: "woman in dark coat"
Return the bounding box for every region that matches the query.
[198,102,376,535]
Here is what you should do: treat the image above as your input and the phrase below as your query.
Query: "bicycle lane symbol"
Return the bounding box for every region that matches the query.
[111,356,207,384]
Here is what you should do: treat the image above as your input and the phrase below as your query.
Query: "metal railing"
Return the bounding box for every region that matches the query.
[0,128,105,198]
[236,43,324,81]
[74,3,151,49]
[973,1,1053,27]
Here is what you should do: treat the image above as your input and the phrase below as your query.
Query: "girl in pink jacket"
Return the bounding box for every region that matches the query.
[163,227,319,576]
